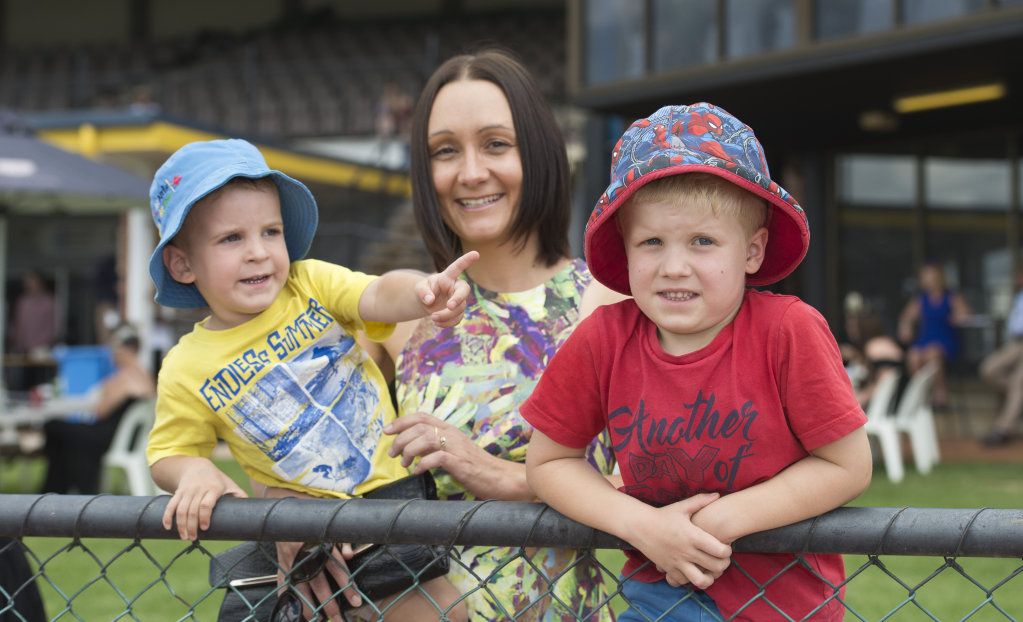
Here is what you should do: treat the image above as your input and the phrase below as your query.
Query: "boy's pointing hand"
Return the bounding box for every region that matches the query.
[417,251,480,327]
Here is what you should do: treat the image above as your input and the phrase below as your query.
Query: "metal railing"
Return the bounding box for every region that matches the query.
[2,495,1021,621]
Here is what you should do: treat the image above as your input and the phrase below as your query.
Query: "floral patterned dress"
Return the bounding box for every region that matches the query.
[395,258,616,621]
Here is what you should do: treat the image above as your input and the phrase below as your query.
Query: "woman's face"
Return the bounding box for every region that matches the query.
[427,79,522,249]
[920,265,944,292]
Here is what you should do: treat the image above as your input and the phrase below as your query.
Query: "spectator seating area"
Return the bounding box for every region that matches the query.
[0,9,566,140]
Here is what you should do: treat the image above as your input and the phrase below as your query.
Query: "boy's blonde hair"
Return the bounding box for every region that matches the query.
[625,173,769,237]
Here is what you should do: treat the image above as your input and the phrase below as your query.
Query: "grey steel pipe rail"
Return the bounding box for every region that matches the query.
[1,495,1020,558]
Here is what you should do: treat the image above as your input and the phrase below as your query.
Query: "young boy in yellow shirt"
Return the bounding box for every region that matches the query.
[146,139,471,621]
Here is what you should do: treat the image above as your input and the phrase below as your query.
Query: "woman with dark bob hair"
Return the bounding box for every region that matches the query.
[364,49,624,620]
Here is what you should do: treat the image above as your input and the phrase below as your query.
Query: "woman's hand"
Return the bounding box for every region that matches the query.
[261,488,362,619]
[384,412,526,499]
[384,412,478,473]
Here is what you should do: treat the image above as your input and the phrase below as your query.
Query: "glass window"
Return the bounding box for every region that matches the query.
[653,0,718,71]
[925,158,1011,210]
[903,0,987,25]
[838,154,916,207]
[840,225,912,335]
[814,0,893,40]
[725,0,795,58]
[585,0,646,84]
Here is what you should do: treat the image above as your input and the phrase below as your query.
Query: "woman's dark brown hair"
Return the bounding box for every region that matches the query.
[409,49,571,271]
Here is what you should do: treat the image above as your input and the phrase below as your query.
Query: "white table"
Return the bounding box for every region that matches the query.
[0,395,97,448]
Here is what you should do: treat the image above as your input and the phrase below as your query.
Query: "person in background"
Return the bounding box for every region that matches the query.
[898,262,973,409]
[9,270,57,391]
[41,324,154,494]
[836,292,906,408]
[375,82,414,168]
[93,254,121,345]
[978,266,1023,446]
[857,334,907,413]
[838,291,876,389]
[360,49,625,620]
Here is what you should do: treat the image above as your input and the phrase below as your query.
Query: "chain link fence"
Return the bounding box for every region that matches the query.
[1,495,1021,621]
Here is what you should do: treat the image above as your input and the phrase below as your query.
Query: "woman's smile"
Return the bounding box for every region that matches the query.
[457,193,504,210]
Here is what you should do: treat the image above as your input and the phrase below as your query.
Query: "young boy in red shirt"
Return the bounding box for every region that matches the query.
[523,103,872,621]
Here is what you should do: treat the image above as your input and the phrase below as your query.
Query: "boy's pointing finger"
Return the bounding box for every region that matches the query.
[447,280,471,309]
[442,250,480,280]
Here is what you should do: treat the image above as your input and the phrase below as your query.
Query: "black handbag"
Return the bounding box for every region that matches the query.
[210,472,450,621]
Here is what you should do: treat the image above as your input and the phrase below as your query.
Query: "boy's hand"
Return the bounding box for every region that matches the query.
[161,459,247,540]
[629,493,732,590]
[415,251,479,327]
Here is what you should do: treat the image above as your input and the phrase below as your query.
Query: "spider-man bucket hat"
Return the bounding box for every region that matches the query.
[584,103,809,295]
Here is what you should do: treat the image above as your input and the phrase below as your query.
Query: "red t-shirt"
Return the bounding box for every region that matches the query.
[522,290,866,621]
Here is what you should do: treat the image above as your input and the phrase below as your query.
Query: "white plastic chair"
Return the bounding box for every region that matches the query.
[101,398,158,496]
[863,368,905,483]
[892,361,941,475]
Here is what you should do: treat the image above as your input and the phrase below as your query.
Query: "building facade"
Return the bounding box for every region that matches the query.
[569,0,1023,365]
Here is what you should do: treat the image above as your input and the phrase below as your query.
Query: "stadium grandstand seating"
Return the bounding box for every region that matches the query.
[0,9,565,141]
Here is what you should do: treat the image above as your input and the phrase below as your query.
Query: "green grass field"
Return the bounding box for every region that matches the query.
[597,463,1023,620]
[3,459,1022,620]
[841,462,1023,620]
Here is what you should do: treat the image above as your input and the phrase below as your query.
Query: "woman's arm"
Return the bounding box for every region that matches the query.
[691,428,872,544]
[385,413,534,500]
[951,292,974,325]
[579,280,628,321]
[897,298,920,344]
[93,367,155,420]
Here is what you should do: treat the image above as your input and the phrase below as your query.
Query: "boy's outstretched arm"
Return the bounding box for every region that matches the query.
[151,455,248,540]
[692,428,872,544]
[526,430,732,590]
[358,251,479,326]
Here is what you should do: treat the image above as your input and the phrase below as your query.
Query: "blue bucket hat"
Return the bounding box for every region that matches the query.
[585,102,809,295]
[148,139,318,308]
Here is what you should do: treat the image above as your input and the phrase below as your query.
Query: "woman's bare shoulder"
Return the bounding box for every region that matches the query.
[579,279,629,321]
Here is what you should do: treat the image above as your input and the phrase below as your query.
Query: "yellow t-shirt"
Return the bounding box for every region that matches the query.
[147,259,408,498]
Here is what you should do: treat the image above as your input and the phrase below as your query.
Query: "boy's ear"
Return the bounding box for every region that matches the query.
[745,227,769,274]
[163,244,196,285]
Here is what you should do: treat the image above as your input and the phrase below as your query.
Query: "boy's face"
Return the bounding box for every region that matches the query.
[619,197,767,356]
[164,185,290,330]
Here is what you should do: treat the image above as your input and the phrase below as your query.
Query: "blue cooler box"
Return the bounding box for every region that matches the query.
[51,345,115,396]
